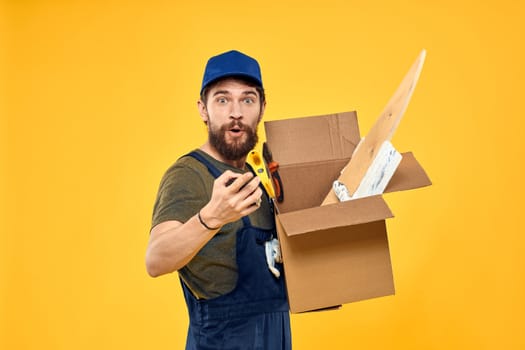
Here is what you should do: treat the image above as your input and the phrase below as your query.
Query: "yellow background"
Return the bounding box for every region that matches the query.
[3,0,524,349]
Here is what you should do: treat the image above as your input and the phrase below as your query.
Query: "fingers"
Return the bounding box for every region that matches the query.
[218,170,261,196]
[214,170,263,216]
[217,170,242,187]
[220,171,259,192]
[230,174,262,208]
[239,187,264,216]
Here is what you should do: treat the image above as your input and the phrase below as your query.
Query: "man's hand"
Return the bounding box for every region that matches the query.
[146,170,263,276]
[199,170,263,229]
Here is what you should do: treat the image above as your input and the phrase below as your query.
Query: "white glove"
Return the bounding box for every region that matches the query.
[333,180,351,201]
[265,238,282,278]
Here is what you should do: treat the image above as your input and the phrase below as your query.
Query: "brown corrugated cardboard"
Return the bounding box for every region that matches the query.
[264,111,360,167]
[384,152,431,193]
[264,111,431,313]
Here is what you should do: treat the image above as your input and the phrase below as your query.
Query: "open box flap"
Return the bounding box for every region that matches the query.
[384,151,432,193]
[264,112,360,167]
[277,195,393,237]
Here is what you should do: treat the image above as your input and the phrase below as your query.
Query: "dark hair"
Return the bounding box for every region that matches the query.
[200,76,266,106]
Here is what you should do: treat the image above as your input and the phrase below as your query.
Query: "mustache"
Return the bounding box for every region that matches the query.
[223,120,247,131]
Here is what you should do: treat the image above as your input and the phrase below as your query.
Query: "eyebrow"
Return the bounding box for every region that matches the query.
[212,90,258,97]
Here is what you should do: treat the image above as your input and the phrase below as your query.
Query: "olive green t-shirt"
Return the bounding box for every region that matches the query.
[151,149,274,299]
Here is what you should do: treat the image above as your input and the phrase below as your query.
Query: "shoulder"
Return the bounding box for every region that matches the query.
[159,153,211,188]
[151,152,212,228]
[163,153,207,177]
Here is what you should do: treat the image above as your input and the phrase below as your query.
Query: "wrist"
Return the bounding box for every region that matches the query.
[197,209,221,231]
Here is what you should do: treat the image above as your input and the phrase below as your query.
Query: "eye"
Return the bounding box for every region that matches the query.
[216,97,228,104]
[243,97,255,104]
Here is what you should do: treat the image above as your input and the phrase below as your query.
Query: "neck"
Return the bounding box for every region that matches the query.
[200,143,247,169]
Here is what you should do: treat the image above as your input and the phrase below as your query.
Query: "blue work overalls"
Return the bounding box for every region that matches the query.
[182,151,291,350]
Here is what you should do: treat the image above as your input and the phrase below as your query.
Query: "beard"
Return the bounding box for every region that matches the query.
[208,120,259,161]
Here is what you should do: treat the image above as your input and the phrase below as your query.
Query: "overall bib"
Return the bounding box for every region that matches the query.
[182,151,291,350]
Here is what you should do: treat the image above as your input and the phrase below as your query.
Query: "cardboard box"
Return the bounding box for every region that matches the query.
[264,111,431,313]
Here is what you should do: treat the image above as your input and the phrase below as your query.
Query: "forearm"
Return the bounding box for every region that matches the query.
[146,170,261,277]
[145,209,220,277]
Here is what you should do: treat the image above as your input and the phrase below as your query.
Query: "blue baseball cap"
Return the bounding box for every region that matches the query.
[200,50,263,94]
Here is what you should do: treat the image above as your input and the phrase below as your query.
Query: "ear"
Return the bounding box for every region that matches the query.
[258,101,267,124]
[197,100,209,125]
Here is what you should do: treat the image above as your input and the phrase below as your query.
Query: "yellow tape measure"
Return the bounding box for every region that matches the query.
[246,149,275,199]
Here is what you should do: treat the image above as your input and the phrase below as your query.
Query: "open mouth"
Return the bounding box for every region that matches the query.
[228,123,244,135]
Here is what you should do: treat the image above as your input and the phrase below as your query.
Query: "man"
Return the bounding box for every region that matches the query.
[146,50,291,349]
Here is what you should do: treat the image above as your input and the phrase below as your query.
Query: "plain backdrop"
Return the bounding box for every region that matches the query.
[2,0,524,349]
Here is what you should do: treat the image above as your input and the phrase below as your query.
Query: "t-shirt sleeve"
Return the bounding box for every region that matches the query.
[151,161,209,230]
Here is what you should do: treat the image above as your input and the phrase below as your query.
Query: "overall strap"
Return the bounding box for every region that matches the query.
[185,150,223,179]
[185,151,252,227]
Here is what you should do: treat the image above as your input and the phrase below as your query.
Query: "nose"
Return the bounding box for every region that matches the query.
[230,100,243,119]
